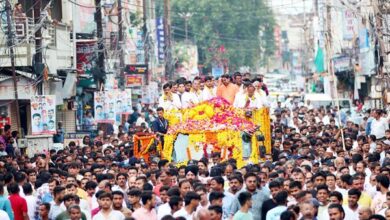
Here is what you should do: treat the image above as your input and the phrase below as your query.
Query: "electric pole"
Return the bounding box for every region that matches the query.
[118,0,124,69]
[5,0,21,132]
[34,0,43,95]
[143,0,149,84]
[164,0,172,80]
[118,0,125,89]
[95,0,105,71]
[178,12,193,43]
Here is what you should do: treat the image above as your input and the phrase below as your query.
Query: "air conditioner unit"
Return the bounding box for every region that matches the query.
[0,106,8,117]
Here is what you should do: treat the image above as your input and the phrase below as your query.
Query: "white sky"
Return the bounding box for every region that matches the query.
[268,0,314,15]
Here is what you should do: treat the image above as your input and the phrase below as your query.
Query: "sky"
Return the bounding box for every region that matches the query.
[268,0,314,15]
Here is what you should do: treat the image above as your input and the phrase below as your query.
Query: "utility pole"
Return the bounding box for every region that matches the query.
[5,0,21,132]
[72,0,77,70]
[178,12,193,43]
[118,0,124,70]
[325,0,345,150]
[164,0,172,80]
[95,0,105,71]
[143,0,149,84]
[118,0,125,89]
[34,0,43,95]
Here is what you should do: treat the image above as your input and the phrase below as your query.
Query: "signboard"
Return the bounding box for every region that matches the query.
[30,95,56,135]
[333,56,351,73]
[25,135,53,158]
[0,117,10,129]
[156,18,165,63]
[212,66,224,78]
[76,40,97,75]
[342,10,357,40]
[124,65,148,74]
[126,75,143,87]
[64,132,89,147]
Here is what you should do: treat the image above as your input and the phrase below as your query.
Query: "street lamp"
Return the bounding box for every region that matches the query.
[178,12,193,43]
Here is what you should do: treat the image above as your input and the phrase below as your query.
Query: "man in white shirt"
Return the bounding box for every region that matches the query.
[158,83,181,111]
[0,210,10,220]
[190,77,202,103]
[343,189,360,220]
[234,84,264,109]
[93,192,125,220]
[202,76,216,101]
[370,109,388,139]
[22,183,37,220]
[182,79,201,109]
[173,192,200,220]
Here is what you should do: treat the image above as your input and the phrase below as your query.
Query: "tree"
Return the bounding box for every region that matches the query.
[170,0,276,72]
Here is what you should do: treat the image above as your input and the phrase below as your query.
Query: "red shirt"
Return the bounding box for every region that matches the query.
[9,194,28,220]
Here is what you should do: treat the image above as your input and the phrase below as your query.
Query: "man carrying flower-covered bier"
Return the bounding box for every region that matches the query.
[158,83,181,111]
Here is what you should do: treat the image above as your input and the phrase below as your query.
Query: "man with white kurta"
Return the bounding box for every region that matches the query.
[182,78,202,108]
[158,83,181,111]
[191,77,203,102]
[234,84,264,109]
[202,76,216,101]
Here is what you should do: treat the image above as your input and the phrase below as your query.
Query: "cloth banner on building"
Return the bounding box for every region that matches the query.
[94,90,132,124]
[342,10,357,40]
[30,95,56,135]
[77,41,97,75]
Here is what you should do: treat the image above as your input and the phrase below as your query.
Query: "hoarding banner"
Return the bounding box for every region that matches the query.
[94,90,133,124]
[76,41,97,75]
[30,95,56,135]
[124,65,148,74]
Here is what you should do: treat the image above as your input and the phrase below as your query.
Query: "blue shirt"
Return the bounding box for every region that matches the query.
[231,187,270,220]
[0,195,14,220]
[266,205,287,220]
[222,192,235,219]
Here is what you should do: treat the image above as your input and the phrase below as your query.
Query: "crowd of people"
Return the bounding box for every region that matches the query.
[0,72,388,220]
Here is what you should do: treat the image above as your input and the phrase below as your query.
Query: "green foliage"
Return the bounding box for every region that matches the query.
[170,0,276,71]
[129,11,143,28]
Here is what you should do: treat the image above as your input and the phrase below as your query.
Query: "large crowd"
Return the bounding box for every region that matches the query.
[0,72,389,220]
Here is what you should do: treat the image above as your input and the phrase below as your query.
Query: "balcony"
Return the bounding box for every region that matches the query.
[0,17,72,74]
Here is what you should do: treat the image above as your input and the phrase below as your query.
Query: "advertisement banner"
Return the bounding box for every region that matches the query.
[94,91,116,123]
[342,10,357,40]
[94,90,133,124]
[124,65,148,74]
[77,40,97,75]
[126,75,143,87]
[173,43,199,79]
[156,18,165,63]
[30,95,56,135]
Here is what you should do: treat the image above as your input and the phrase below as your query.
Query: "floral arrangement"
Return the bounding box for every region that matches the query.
[162,97,271,168]
[167,97,256,135]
